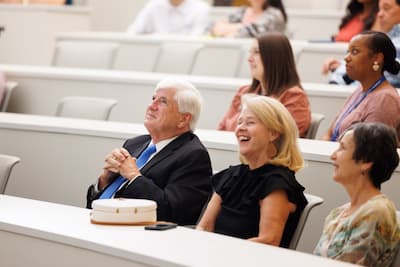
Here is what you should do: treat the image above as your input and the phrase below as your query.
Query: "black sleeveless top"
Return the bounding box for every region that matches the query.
[212,163,307,248]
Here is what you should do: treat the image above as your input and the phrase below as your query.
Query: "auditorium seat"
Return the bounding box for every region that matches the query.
[55,96,117,120]
[0,81,18,112]
[0,154,20,194]
[305,113,325,139]
[52,41,119,69]
[153,42,203,74]
[289,193,324,250]
[191,45,242,77]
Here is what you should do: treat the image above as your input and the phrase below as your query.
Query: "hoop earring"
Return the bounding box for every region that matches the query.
[372,61,380,72]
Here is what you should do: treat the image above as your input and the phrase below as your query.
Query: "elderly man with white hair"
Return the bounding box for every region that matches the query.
[87,78,212,226]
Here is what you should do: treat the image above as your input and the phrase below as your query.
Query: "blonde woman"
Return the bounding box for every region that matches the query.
[197,95,307,248]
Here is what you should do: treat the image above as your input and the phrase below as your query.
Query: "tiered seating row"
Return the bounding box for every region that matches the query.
[0,64,359,138]
[54,33,348,83]
[1,112,399,254]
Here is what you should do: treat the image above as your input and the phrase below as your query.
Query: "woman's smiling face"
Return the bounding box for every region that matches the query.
[248,40,264,82]
[235,105,276,166]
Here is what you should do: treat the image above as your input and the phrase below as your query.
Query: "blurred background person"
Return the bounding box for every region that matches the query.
[127,0,210,36]
[218,32,311,137]
[322,0,400,87]
[321,31,400,142]
[197,95,308,248]
[372,0,400,86]
[334,0,380,42]
[315,122,400,266]
[210,0,286,38]
[377,0,400,33]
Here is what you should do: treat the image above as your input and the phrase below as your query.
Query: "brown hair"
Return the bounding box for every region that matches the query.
[249,32,301,96]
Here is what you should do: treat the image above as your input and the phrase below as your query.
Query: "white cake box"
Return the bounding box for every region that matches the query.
[90,198,157,225]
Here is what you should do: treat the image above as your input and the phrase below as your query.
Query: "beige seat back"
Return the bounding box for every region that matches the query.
[191,45,242,77]
[153,42,203,74]
[55,96,117,121]
[52,41,119,69]
[289,193,324,250]
[0,81,18,112]
[305,113,325,139]
[0,154,20,194]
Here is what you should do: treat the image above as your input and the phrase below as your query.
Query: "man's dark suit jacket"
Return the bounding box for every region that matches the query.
[86,131,212,225]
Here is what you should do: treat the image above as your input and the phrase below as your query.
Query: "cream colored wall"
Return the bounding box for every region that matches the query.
[0,5,90,65]
[85,0,147,31]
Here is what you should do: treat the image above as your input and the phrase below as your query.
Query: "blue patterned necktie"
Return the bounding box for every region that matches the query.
[99,144,156,199]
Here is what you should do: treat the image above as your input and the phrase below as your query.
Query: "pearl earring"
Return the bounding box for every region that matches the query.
[372,61,380,72]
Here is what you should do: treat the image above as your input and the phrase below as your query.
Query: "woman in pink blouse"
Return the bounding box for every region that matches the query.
[218,32,311,138]
[321,31,400,142]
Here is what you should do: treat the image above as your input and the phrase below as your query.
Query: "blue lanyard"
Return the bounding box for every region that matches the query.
[331,76,386,141]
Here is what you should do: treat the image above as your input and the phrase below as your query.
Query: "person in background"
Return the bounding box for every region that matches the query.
[197,95,307,248]
[321,31,400,142]
[322,0,400,87]
[218,32,311,137]
[86,78,212,226]
[126,0,210,36]
[373,0,400,86]
[334,0,380,42]
[210,0,286,38]
[314,122,400,267]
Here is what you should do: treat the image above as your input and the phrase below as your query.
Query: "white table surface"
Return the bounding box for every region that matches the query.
[0,195,359,267]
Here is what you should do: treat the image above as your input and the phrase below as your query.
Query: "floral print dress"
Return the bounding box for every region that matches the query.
[314,194,400,267]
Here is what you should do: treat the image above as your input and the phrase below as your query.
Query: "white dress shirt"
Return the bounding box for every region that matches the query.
[127,0,210,35]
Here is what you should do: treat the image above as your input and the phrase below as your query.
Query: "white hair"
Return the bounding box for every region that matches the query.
[155,77,203,130]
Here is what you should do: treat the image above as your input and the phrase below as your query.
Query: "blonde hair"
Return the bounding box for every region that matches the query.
[241,94,304,172]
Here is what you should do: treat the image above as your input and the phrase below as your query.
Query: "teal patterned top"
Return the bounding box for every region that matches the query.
[314,195,400,267]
